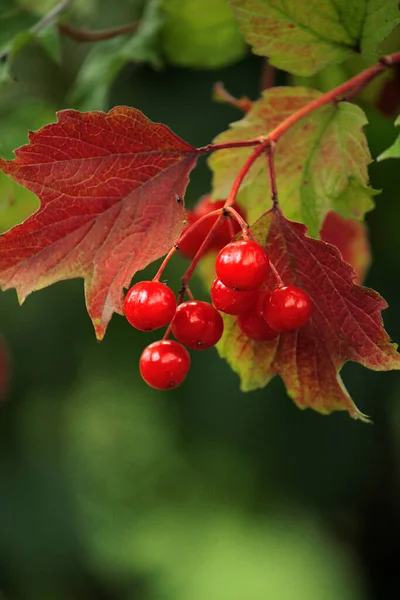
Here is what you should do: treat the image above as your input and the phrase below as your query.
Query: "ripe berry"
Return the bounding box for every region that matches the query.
[237,292,278,341]
[124,281,176,331]
[178,196,245,259]
[139,340,190,390]
[171,300,224,350]
[210,277,258,315]
[263,285,312,332]
[216,240,270,290]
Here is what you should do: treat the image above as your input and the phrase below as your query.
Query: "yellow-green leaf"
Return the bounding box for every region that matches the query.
[228,0,400,76]
[210,87,375,237]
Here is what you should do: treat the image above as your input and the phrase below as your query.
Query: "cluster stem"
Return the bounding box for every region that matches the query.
[158,49,400,296]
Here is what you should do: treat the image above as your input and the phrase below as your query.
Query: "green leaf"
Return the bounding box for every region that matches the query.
[210,87,375,237]
[228,0,400,76]
[377,115,400,160]
[70,0,163,110]
[161,0,247,68]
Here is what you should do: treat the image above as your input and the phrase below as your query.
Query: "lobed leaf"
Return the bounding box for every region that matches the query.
[217,209,400,420]
[229,0,400,76]
[210,87,376,237]
[0,106,198,339]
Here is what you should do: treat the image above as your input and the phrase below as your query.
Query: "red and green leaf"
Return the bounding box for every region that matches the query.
[210,87,376,237]
[228,0,400,76]
[0,107,198,339]
[217,209,400,420]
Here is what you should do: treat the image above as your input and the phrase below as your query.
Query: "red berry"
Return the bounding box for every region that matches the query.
[171,300,224,350]
[263,285,312,332]
[237,292,278,341]
[216,240,270,290]
[178,196,246,259]
[124,281,176,331]
[210,277,258,315]
[139,340,190,390]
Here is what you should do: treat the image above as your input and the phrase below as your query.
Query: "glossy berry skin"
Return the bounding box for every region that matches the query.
[171,300,224,350]
[124,281,176,331]
[263,285,312,332]
[210,277,258,315]
[237,291,278,341]
[216,240,270,290]
[139,340,190,390]
[178,196,245,259]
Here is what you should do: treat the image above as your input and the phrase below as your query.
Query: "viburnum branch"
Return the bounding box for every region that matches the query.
[198,139,265,153]
[199,50,400,155]
[58,22,139,42]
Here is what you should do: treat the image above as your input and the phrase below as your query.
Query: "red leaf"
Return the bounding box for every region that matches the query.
[0,107,198,338]
[320,211,371,285]
[218,209,400,420]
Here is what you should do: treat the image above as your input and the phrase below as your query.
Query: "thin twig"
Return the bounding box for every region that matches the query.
[200,50,400,154]
[213,82,253,113]
[0,0,72,62]
[58,22,139,43]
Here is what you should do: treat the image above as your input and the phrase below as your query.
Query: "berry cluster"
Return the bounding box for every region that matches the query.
[124,223,312,391]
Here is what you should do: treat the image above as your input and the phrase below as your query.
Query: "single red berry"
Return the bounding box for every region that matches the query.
[237,291,278,341]
[263,285,312,332]
[210,277,258,315]
[178,196,246,259]
[124,281,176,331]
[139,340,190,390]
[171,300,224,350]
[216,240,270,290]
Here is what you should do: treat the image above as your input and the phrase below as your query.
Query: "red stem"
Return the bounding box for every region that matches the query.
[198,139,265,154]
[181,215,225,287]
[158,50,400,296]
[199,50,400,155]
[224,142,269,208]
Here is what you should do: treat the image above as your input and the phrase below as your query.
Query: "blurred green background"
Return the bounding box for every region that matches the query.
[1,1,400,599]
